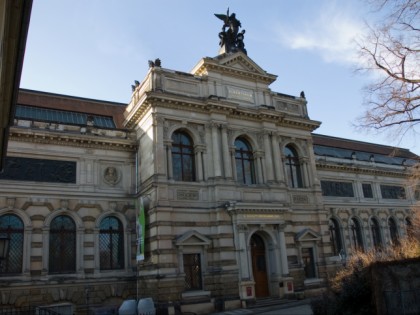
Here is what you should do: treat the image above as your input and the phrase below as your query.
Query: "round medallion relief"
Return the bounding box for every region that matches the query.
[104,166,121,186]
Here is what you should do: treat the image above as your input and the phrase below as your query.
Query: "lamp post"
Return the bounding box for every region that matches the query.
[0,236,10,272]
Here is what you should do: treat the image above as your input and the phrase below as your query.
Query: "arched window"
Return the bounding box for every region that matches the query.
[370,218,382,249]
[49,215,76,274]
[0,214,24,274]
[329,218,343,255]
[350,218,364,252]
[235,138,255,184]
[172,130,195,181]
[388,217,399,245]
[99,216,124,270]
[284,145,303,188]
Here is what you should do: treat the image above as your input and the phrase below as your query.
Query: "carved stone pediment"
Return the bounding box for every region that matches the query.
[191,53,277,84]
[174,230,212,247]
[295,228,321,242]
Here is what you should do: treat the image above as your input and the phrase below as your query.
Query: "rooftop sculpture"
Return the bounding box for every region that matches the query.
[215,9,247,55]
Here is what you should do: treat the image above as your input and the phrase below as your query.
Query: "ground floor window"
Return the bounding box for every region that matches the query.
[302,247,316,278]
[183,253,202,290]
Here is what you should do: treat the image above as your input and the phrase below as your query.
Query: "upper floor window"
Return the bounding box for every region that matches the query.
[362,183,373,198]
[99,216,124,270]
[329,218,343,255]
[49,215,76,274]
[284,145,303,188]
[321,181,354,197]
[0,214,24,274]
[380,185,406,199]
[370,218,382,249]
[235,138,255,184]
[172,131,195,182]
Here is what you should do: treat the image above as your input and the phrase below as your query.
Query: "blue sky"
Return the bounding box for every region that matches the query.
[20,0,420,154]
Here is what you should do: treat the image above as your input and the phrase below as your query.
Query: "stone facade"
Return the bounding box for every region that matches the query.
[0,52,417,314]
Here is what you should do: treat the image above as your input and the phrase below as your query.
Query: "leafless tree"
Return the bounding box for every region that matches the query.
[356,0,419,137]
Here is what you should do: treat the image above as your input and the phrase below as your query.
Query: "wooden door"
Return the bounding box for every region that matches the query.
[251,234,269,297]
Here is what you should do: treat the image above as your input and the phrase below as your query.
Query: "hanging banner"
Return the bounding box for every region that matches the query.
[136,197,145,261]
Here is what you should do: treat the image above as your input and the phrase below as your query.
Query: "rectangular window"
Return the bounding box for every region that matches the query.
[321,181,354,197]
[183,253,202,291]
[380,185,406,199]
[0,157,76,183]
[362,183,373,198]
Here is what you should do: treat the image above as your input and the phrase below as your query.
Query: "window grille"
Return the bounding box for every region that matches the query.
[183,253,202,290]
[49,216,76,274]
[0,214,24,274]
[99,217,124,270]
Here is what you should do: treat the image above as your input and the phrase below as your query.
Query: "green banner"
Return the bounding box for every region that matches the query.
[136,197,145,261]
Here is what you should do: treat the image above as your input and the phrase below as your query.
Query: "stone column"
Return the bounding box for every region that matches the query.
[278,229,289,275]
[263,132,274,182]
[154,116,166,174]
[166,142,173,179]
[271,133,284,184]
[195,146,204,181]
[230,147,237,181]
[237,225,251,279]
[255,152,264,184]
[221,125,232,179]
[211,122,222,177]
[302,158,310,188]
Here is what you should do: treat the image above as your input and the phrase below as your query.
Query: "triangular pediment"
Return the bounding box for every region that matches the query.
[217,52,267,75]
[295,228,321,242]
[191,52,277,84]
[174,230,212,246]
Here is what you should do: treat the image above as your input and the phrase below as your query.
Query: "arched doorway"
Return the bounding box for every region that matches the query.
[251,234,269,297]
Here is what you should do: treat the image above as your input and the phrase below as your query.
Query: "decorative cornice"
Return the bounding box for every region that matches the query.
[316,162,409,177]
[125,93,320,132]
[9,128,136,152]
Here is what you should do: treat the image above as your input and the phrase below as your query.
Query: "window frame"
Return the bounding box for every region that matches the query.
[49,215,76,274]
[99,216,124,271]
[235,138,256,185]
[171,130,196,182]
[0,214,24,275]
[284,145,303,188]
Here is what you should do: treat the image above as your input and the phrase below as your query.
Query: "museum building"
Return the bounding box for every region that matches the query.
[0,12,418,315]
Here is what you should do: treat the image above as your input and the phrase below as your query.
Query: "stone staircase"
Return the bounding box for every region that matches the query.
[247,297,296,309]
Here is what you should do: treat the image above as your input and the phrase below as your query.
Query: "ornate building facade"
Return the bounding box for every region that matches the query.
[0,15,418,314]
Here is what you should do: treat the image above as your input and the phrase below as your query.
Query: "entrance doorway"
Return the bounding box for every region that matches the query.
[251,234,269,297]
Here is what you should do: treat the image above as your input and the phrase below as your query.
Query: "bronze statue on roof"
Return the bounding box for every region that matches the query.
[215,8,247,55]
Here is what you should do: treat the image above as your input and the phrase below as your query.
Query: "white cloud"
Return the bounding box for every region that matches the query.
[275,2,365,65]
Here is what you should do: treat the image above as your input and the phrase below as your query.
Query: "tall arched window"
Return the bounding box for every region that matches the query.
[388,217,399,245]
[350,218,364,252]
[370,218,382,249]
[329,218,343,255]
[284,145,303,188]
[0,214,24,274]
[49,215,76,274]
[235,138,255,184]
[99,216,124,270]
[172,130,195,181]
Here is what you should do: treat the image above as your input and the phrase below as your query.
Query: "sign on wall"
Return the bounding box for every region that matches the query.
[136,197,146,261]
